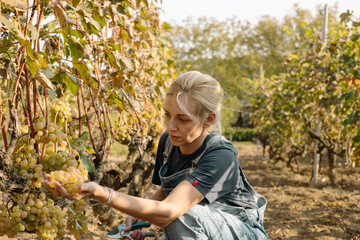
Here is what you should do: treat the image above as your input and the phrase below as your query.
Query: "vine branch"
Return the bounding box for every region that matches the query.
[80,85,96,152]
[39,88,49,164]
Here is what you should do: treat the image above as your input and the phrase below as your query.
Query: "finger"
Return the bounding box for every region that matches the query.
[78,182,89,192]
[55,182,75,199]
[131,230,140,239]
[43,180,50,188]
[43,181,60,196]
[45,174,51,181]
[43,180,71,199]
[124,218,133,231]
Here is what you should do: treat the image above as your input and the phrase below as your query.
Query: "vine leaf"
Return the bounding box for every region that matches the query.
[33,69,55,90]
[72,0,81,8]
[22,41,48,71]
[53,72,79,96]
[42,68,56,79]
[27,23,38,40]
[105,49,133,71]
[1,15,25,40]
[119,55,133,71]
[53,4,76,29]
[72,62,97,90]
[71,132,95,172]
[86,16,101,32]
[2,0,27,10]
[111,71,125,88]
[79,151,96,173]
[67,37,85,59]
[106,93,125,110]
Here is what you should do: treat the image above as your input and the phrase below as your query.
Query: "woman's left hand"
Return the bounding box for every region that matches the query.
[43,174,99,201]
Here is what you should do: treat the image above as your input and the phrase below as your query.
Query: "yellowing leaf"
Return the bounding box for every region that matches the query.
[2,0,27,10]
[1,15,25,40]
[111,72,125,88]
[119,55,133,71]
[53,5,76,29]
[33,69,55,90]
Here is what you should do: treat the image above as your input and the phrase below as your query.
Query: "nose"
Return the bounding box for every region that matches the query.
[166,118,177,132]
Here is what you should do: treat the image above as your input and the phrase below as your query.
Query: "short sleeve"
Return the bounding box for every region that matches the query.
[186,148,239,203]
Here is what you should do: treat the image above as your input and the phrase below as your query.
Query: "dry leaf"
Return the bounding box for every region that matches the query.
[53,4,76,28]
[2,0,27,10]
[33,69,55,90]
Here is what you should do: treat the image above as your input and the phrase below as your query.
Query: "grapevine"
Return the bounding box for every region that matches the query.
[0,108,90,240]
[251,12,360,185]
[0,0,174,238]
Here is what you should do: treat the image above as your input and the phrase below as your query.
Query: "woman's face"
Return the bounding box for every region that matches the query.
[163,94,208,155]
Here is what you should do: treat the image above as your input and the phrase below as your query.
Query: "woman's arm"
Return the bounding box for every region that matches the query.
[44,177,204,228]
[149,187,166,201]
[94,181,204,227]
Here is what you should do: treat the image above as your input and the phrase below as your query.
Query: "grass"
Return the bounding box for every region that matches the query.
[232,141,255,150]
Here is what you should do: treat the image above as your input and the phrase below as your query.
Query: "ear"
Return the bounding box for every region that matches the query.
[204,112,216,128]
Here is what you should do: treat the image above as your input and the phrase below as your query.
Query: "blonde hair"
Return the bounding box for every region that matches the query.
[166,71,223,134]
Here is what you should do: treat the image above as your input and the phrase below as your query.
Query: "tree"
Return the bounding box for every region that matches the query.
[169,4,341,130]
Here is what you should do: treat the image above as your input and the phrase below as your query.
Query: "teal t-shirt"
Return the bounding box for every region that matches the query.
[152,132,258,209]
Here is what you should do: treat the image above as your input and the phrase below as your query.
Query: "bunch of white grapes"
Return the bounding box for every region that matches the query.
[13,134,43,189]
[50,99,73,123]
[49,166,88,196]
[7,116,89,240]
[0,204,17,237]
[0,193,66,240]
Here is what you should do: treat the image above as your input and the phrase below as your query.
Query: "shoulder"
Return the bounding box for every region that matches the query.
[206,134,238,156]
[196,134,238,168]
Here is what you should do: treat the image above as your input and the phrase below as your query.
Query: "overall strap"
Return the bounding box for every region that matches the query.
[192,134,222,165]
[163,135,173,164]
[238,163,268,225]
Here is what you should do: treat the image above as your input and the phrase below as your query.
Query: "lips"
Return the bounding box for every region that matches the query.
[170,135,180,141]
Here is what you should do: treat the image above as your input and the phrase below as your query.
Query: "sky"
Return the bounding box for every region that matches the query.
[157,0,360,25]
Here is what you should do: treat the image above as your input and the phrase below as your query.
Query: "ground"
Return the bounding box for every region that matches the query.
[3,142,360,240]
[237,143,360,240]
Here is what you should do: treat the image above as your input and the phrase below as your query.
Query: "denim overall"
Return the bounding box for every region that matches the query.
[159,135,268,240]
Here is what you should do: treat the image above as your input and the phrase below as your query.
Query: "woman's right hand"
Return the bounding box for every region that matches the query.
[43,174,102,201]
[124,216,145,240]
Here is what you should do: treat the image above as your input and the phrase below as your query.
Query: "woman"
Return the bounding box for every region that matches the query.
[45,71,268,239]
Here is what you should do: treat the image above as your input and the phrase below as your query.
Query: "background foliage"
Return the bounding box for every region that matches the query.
[169,4,360,186]
[169,4,342,130]
[251,10,360,185]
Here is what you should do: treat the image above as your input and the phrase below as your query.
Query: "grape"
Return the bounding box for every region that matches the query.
[49,166,88,196]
